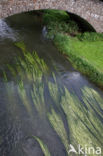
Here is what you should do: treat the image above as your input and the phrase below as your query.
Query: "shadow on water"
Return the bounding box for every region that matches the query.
[0,12,103,156]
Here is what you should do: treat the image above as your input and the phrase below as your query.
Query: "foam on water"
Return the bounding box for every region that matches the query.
[0,19,17,41]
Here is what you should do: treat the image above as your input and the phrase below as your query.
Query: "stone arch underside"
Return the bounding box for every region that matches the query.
[0,0,103,32]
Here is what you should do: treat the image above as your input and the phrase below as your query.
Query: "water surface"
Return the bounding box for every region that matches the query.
[0,12,103,156]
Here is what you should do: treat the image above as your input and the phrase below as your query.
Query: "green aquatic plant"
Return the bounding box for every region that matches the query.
[16,43,48,82]
[15,42,26,52]
[47,76,70,154]
[3,42,49,116]
[48,81,59,103]
[18,80,33,114]
[60,87,103,155]
[82,87,103,139]
[2,41,103,155]
[32,136,51,156]
[47,76,103,155]
[48,74,60,105]
[7,64,17,78]
[31,81,45,115]
[15,44,48,115]
[3,71,8,82]
[46,70,102,154]
[48,108,69,154]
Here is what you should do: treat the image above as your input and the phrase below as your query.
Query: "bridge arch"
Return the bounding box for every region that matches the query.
[0,0,103,32]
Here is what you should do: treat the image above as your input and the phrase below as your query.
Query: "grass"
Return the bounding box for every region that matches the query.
[77,32,103,42]
[54,33,103,87]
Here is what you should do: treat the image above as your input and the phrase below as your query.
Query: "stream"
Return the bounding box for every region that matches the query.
[0,12,103,156]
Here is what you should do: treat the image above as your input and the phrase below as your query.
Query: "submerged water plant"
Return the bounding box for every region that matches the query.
[31,81,45,115]
[48,73,60,104]
[3,42,49,116]
[47,76,103,155]
[48,108,69,154]
[32,136,51,156]
[2,41,103,156]
[60,87,103,155]
[18,80,33,114]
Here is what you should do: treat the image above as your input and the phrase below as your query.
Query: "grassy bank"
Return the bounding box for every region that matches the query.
[43,10,103,87]
[54,33,103,87]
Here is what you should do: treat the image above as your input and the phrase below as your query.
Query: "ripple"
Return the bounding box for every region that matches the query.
[0,19,18,41]
[66,72,81,81]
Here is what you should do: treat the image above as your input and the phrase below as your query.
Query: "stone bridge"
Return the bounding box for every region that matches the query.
[0,0,103,32]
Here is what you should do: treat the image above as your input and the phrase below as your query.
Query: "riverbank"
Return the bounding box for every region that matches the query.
[43,10,103,87]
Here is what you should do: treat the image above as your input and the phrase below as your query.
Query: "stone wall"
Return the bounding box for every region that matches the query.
[0,0,103,32]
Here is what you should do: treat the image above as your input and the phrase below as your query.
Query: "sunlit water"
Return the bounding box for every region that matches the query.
[0,12,103,156]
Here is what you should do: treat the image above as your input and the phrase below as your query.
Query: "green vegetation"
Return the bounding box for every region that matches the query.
[61,86,103,148]
[3,43,103,155]
[48,108,69,154]
[43,10,79,38]
[48,74,60,105]
[43,9,103,87]
[77,32,103,41]
[32,83,103,156]
[32,136,51,156]
[47,80,103,156]
[54,33,103,86]
[3,42,49,116]
[2,10,103,155]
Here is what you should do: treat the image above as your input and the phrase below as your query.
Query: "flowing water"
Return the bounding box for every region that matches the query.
[0,12,103,156]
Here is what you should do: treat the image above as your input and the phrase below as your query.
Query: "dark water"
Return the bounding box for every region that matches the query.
[0,13,103,156]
